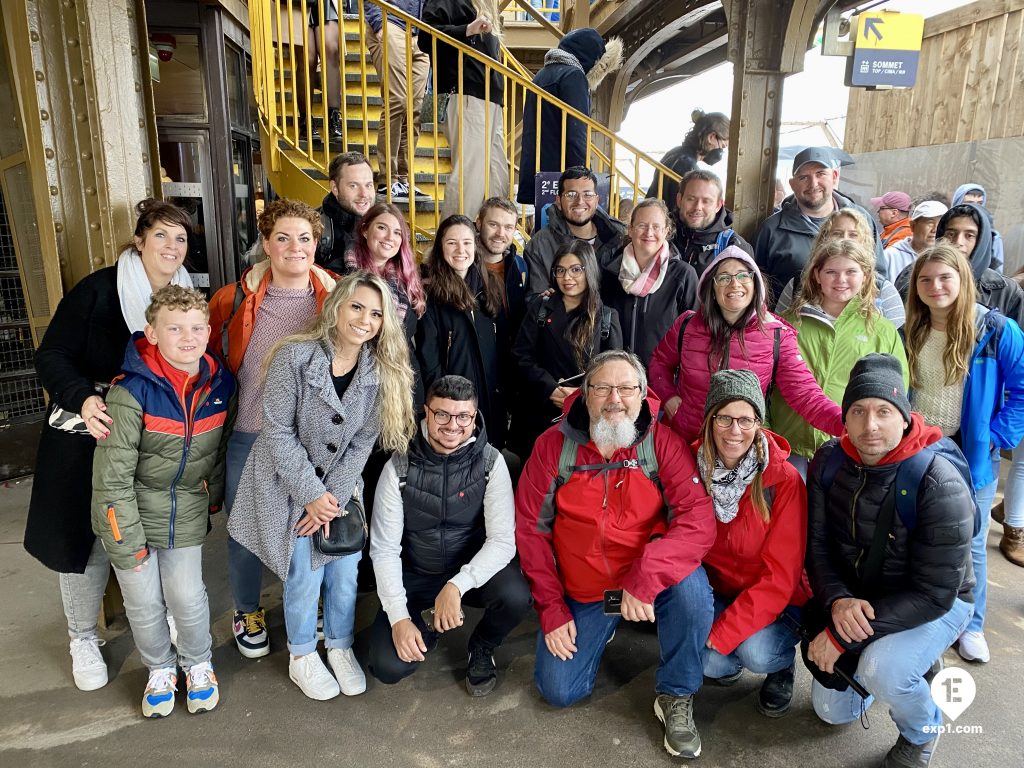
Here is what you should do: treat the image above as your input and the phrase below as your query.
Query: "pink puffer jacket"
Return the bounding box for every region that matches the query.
[649,308,844,441]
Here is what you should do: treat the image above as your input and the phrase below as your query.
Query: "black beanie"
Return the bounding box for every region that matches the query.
[841,353,911,423]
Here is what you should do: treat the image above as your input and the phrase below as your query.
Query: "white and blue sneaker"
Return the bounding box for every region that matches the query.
[185,661,219,714]
[141,666,178,718]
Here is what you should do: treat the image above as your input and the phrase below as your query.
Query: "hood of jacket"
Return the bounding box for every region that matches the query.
[937,202,994,278]
[239,257,338,296]
[839,412,943,467]
[558,28,606,73]
[546,201,627,243]
[124,331,220,397]
[697,244,766,296]
[952,183,986,207]
[559,386,662,446]
[410,410,490,467]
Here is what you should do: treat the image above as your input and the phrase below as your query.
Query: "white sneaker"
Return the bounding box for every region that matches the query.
[69,637,108,691]
[327,647,366,696]
[957,630,991,663]
[167,614,178,647]
[289,653,340,700]
[389,180,410,198]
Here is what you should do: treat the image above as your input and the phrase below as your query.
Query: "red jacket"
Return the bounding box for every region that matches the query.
[697,430,812,655]
[515,391,716,633]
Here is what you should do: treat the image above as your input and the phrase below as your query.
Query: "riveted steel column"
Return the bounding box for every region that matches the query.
[723,0,818,239]
[18,0,157,289]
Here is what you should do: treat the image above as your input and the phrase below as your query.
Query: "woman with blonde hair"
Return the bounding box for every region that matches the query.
[229,270,416,700]
[904,243,1024,664]
[774,207,905,327]
[771,238,907,477]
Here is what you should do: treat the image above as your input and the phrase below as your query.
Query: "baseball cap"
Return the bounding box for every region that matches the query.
[869,191,912,212]
[792,147,842,175]
[910,200,948,220]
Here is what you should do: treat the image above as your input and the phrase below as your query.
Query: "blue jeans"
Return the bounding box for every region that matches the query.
[225,430,265,613]
[702,596,800,678]
[113,545,211,671]
[283,534,360,656]
[533,566,713,708]
[811,598,972,745]
[967,450,1000,634]
[1003,438,1024,527]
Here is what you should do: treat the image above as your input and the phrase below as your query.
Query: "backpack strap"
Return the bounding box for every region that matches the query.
[714,228,734,257]
[483,444,500,483]
[393,453,410,492]
[860,486,897,590]
[600,306,612,341]
[556,434,580,487]
[674,312,694,366]
[220,281,245,361]
[892,449,934,533]
[511,250,528,289]
[317,210,334,264]
[764,326,782,413]
[820,442,847,495]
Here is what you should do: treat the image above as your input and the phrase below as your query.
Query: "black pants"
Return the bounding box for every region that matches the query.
[367,561,532,684]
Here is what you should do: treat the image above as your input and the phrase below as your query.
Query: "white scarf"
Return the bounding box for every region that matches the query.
[697,432,768,523]
[116,247,192,332]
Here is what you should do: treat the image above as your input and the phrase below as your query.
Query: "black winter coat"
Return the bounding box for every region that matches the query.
[26,266,131,573]
[400,418,490,576]
[419,0,503,104]
[416,275,508,448]
[510,295,622,452]
[517,29,606,204]
[646,144,699,212]
[600,245,699,367]
[318,192,360,274]
[672,205,753,278]
[806,439,975,653]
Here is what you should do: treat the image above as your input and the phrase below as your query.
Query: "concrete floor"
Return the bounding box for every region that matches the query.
[1,476,1021,767]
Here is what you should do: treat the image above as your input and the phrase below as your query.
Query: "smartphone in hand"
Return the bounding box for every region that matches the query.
[603,590,623,615]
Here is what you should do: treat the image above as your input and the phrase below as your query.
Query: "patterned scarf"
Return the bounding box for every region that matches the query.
[697,432,768,523]
[544,48,585,75]
[618,241,670,297]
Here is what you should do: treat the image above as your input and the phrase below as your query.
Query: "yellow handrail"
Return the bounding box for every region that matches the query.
[251,0,680,248]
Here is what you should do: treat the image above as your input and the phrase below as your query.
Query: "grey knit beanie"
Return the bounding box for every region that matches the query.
[704,369,765,422]
[841,353,911,423]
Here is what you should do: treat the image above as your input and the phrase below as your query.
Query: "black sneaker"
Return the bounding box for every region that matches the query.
[707,669,742,687]
[654,693,701,758]
[232,608,270,659]
[757,664,794,717]
[327,108,343,141]
[466,646,497,697]
[881,733,940,767]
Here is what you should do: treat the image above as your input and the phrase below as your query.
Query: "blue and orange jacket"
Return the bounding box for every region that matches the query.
[91,333,236,569]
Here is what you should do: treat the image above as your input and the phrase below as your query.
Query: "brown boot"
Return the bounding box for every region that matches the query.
[1000,525,1024,567]
[992,501,1005,525]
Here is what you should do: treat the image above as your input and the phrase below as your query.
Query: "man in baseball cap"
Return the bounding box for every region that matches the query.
[870,191,913,248]
[753,146,886,298]
[883,200,948,278]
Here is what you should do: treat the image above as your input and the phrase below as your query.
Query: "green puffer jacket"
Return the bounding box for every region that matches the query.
[769,298,908,459]
[91,335,235,570]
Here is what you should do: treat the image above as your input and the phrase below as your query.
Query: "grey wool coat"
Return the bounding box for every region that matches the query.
[228,339,381,580]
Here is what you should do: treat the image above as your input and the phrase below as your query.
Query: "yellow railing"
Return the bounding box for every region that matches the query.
[249,0,680,244]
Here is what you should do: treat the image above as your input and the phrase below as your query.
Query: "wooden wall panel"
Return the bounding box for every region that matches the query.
[844,0,1024,152]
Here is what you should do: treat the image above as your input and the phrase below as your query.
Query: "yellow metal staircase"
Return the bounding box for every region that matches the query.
[250,1,681,249]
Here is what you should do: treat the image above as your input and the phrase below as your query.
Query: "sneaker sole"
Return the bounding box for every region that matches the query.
[466,677,497,697]
[289,671,340,701]
[756,699,792,718]
[187,694,219,714]
[73,673,109,692]
[653,699,701,759]
[235,639,270,659]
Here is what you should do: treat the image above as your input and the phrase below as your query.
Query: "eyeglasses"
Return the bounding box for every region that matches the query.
[560,191,598,200]
[589,384,641,398]
[633,223,666,234]
[554,264,585,277]
[426,405,475,426]
[713,415,758,431]
[713,271,754,286]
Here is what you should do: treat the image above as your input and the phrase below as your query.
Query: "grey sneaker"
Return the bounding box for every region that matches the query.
[654,693,701,758]
[881,733,940,767]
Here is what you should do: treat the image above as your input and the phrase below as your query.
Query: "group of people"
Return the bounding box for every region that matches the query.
[24,132,1021,768]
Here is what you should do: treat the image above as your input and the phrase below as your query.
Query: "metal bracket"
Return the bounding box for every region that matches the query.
[821,7,854,57]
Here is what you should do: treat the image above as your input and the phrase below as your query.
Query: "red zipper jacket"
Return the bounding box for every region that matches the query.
[515,390,716,633]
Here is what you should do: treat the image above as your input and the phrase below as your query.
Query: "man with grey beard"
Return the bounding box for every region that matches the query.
[516,350,716,759]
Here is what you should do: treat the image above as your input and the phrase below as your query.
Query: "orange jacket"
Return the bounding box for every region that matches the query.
[208,260,338,374]
[880,217,912,248]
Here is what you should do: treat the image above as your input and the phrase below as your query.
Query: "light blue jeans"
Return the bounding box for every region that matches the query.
[812,598,972,745]
[967,451,1000,634]
[59,537,110,640]
[1003,438,1024,527]
[702,597,800,678]
[113,545,212,671]
[283,534,360,656]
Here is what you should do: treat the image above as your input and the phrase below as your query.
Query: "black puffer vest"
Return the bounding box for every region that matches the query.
[400,420,491,576]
